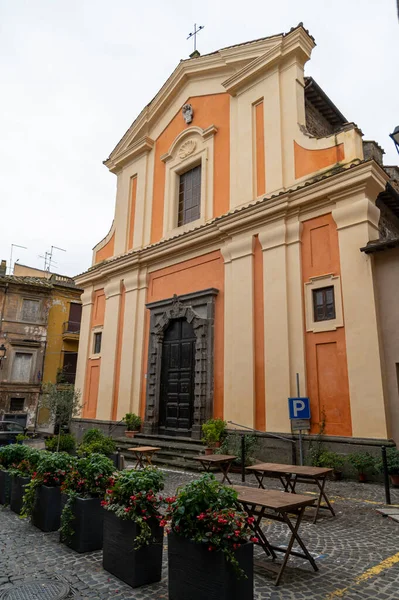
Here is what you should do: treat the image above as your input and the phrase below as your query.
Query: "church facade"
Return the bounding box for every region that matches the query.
[75,25,399,444]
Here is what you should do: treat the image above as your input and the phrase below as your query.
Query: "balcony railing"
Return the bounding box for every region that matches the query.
[62,321,80,335]
[56,371,76,384]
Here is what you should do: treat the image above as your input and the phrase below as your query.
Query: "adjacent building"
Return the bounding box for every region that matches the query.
[74,25,399,446]
[0,262,82,427]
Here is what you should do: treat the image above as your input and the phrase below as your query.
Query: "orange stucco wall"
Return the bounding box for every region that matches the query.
[95,232,115,264]
[253,235,266,430]
[301,214,352,436]
[83,288,105,419]
[150,94,230,243]
[127,176,137,251]
[294,141,345,180]
[255,101,265,197]
[140,251,224,420]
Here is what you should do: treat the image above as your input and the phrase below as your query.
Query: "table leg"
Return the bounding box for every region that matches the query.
[280,475,293,493]
[313,477,335,523]
[221,461,233,484]
[240,502,276,559]
[134,453,144,469]
[254,472,265,489]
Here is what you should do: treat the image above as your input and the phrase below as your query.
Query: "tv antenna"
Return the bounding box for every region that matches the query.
[41,245,66,272]
[9,243,27,275]
[187,23,204,54]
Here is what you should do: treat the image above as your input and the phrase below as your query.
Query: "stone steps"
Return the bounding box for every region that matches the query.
[114,433,206,471]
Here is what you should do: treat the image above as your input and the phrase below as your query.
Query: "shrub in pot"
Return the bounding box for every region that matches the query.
[21,451,76,531]
[123,413,142,438]
[217,432,259,470]
[102,466,164,588]
[376,447,399,487]
[318,451,346,480]
[0,444,30,505]
[77,429,117,465]
[201,419,227,453]
[45,433,76,454]
[348,452,375,483]
[9,449,42,515]
[165,473,254,600]
[60,453,115,552]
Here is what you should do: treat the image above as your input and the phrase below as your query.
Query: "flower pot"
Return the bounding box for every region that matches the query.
[168,532,253,600]
[214,441,221,448]
[0,470,11,505]
[125,430,139,438]
[61,495,104,552]
[358,473,367,483]
[204,447,214,456]
[32,485,62,532]
[10,475,30,515]
[103,510,163,588]
[330,470,343,481]
[390,474,399,487]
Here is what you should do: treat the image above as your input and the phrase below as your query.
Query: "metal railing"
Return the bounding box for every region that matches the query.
[62,321,80,334]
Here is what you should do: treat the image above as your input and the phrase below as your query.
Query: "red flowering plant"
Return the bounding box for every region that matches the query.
[102,467,165,549]
[21,451,76,519]
[9,448,43,478]
[164,473,256,578]
[60,453,115,542]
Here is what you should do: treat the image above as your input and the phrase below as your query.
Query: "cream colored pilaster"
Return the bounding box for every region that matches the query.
[286,218,307,397]
[221,235,255,428]
[96,278,122,420]
[74,286,93,412]
[259,221,291,433]
[117,268,148,420]
[332,194,388,439]
[264,69,283,194]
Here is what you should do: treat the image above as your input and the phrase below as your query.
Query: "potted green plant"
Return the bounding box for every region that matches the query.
[102,467,164,588]
[377,447,399,487]
[123,413,142,438]
[318,451,346,480]
[77,429,117,465]
[217,432,259,471]
[9,449,42,515]
[21,451,76,532]
[348,452,375,483]
[60,453,115,552]
[45,433,76,454]
[165,473,254,600]
[0,444,30,505]
[202,419,227,454]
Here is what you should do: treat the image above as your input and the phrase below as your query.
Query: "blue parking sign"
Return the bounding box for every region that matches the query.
[288,397,310,420]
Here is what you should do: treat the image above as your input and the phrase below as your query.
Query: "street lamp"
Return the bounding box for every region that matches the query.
[0,344,7,369]
[389,126,399,155]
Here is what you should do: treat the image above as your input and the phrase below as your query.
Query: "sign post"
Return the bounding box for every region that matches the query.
[288,374,310,466]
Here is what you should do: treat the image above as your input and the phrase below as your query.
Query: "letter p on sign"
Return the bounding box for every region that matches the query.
[288,397,310,420]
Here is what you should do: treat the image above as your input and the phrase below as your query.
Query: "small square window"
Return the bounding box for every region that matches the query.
[93,332,102,354]
[313,286,336,322]
[10,398,24,411]
[22,299,40,322]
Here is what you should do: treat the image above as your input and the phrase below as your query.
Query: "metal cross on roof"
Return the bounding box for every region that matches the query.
[187,23,204,54]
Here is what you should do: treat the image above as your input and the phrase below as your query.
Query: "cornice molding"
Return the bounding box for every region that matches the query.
[75,161,386,288]
[104,136,154,174]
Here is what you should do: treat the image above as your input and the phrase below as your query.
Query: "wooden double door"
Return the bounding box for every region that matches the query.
[160,318,195,435]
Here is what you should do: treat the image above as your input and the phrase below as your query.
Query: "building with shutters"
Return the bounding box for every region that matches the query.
[0,262,82,428]
[74,24,399,447]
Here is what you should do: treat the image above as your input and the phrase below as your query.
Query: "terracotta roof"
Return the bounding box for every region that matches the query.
[0,275,53,288]
[304,77,347,128]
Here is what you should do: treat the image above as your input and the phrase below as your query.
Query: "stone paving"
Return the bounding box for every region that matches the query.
[1,468,399,599]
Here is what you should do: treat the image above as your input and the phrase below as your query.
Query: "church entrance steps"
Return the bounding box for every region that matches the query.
[113,433,207,471]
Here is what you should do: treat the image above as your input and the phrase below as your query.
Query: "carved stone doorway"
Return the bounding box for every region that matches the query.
[143,288,218,440]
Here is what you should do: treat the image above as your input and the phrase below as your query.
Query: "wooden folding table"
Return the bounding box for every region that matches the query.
[246,462,335,523]
[234,485,318,586]
[192,454,237,484]
[128,446,161,469]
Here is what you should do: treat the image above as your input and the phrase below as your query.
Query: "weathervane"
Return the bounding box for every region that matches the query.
[187,23,204,55]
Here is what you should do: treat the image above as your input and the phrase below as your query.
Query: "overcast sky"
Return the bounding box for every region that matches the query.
[1,0,398,277]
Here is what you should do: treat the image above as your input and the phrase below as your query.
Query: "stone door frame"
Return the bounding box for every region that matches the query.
[143,288,218,440]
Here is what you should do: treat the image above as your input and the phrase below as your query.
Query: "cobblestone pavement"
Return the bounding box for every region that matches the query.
[1,468,399,600]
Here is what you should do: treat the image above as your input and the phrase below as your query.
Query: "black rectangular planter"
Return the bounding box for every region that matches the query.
[168,532,253,600]
[61,495,104,553]
[10,475,30,515]
[0,470,11,505]
[31,485,62,532]
[103,510,163,588]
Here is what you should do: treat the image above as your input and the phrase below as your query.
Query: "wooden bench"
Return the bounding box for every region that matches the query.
[192,454,237,484]
[246,462,335,523]
[128,446,161,469]
[234,485,318,585]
